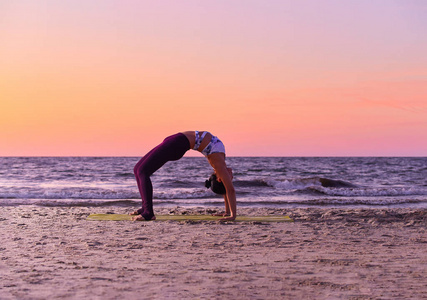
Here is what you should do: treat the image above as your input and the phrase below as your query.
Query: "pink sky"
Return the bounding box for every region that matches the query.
[1,0,426,156]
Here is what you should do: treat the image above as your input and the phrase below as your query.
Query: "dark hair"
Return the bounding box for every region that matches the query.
[205,173,226,195]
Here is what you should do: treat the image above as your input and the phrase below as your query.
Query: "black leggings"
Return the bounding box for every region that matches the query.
[134,133,190,220]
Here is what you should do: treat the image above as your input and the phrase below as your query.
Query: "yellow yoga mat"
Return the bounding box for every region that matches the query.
[87,214,293,222]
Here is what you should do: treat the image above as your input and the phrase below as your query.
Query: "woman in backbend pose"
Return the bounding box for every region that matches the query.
[130,131,236,221]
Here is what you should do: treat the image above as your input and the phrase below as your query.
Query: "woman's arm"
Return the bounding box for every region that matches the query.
[223,194,231,215]
[208,154,236,221]
[212,168,233,216]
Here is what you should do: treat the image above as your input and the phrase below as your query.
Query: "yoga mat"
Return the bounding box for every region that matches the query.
[87,214,293,222]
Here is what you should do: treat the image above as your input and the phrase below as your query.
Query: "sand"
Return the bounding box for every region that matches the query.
[0,206,426,299]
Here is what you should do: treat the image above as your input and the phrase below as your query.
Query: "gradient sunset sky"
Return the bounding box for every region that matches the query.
[1,0,426,156]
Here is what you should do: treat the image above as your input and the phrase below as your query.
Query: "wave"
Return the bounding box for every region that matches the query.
[308,186,427,197]
[233,177,359,190]
[0,187,216,201]
[1,196,426,208]
[0,199,140,207]
[236,198,427,207]
[2,172,426,210]
[0,189,140,200]
[266,177,359,189]
[267,177,427,197]
[1,176,426,201]
[0,198,226,208]
[234,179,271,188]
[115,172,134,178]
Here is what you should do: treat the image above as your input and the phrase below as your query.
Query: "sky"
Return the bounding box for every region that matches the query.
[1,0,426,156]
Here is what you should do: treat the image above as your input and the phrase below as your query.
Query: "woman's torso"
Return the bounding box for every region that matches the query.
[182,131,212,152]
[181,131,226,157]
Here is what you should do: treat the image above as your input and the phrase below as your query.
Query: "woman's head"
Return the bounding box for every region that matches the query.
[205,173,226,195]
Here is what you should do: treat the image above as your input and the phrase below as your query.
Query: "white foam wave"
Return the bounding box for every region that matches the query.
[264,177,426,197]
[309,186,427,197]
[1,195,426,208]
[0,187,216,201]
[0,189,139,200]
[267,178,322,189]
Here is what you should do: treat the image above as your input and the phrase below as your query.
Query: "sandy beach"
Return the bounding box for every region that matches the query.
[0,206,426,299]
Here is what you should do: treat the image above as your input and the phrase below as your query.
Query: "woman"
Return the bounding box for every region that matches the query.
[130,131,236,221]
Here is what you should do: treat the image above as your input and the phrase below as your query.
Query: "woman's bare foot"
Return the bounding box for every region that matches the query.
[129,210,139,216]
[212,212,230,217]
[131,214,156,221]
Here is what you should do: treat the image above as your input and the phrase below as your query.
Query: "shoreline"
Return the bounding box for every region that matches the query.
[1,206,426,299]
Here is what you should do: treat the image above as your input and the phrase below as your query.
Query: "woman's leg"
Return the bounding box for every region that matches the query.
[134,166,154,219]
[133,147,158,216]
[133,133,190,220]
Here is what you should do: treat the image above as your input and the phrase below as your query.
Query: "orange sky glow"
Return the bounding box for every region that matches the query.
[1,1,426,156]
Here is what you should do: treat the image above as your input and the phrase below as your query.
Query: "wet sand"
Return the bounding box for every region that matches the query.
[0,206,426,299]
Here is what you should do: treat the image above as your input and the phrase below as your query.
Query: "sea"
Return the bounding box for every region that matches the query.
[0,157,426,209]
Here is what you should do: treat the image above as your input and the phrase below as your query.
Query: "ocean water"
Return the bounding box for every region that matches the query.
[0,157,426,209]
